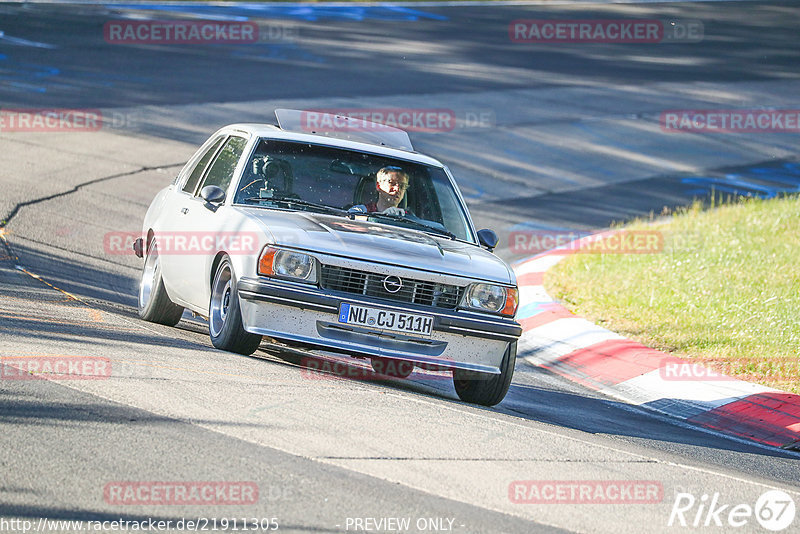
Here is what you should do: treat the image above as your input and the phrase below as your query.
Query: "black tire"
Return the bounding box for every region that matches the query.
[138,239,184,326]
[370,357,414,378]
[209,256,262,355]
[453,341,516,406]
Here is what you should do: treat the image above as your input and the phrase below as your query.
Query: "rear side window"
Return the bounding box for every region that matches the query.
[182,137,224,194]
[198,136,248,195]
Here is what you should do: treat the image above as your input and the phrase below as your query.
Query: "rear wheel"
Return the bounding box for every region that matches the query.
[453,342,516,406]
[209,256,262,355]
[138,239,184,326]
[370,357,414,378]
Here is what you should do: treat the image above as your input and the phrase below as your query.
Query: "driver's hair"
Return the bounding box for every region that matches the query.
[376,166,409,184]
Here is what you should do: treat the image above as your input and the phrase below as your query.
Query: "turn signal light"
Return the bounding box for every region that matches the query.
[257,247,277,276]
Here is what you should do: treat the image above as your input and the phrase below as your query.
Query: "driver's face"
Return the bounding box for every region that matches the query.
[377,172,408,205]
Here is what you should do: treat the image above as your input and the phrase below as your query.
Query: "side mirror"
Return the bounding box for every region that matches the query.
[200,185,226,207]
[477,229,498,252]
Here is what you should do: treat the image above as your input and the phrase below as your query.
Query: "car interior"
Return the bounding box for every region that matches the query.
[230,140,473,239]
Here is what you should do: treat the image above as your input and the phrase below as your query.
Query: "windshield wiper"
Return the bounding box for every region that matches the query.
[242,197,347,217]
[368,212,457,240]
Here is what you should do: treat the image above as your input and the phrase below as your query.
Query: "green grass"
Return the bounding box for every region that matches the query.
[545,195,800,393]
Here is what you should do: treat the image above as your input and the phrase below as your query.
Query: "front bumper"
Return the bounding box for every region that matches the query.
[237,277,522,374]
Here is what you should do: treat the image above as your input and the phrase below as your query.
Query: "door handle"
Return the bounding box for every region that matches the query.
[180,207,189,214]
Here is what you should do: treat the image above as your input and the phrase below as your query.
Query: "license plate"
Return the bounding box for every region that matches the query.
[338,303,433,337]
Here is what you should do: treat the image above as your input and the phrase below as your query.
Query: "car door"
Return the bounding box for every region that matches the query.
[158,135,225,304]
[171,135,249,310]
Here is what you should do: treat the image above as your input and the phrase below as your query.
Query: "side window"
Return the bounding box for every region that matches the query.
[198,136,248,195]
[182,137,224,194]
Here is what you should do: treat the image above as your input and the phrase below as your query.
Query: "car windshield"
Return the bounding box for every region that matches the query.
[234,139,475,243]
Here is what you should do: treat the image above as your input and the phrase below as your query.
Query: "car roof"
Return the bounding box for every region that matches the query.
[275,108,414,152]
[222,124,446,167]
[216,112,445,168]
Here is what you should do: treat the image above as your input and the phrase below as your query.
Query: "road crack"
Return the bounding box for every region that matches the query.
[0,163,184,229]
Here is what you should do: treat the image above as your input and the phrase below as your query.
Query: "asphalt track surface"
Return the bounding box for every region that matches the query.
[1,1,800,533]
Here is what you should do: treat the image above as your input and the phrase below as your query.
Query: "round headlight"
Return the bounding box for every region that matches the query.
[465,283,506,313]
[273,250,314,280]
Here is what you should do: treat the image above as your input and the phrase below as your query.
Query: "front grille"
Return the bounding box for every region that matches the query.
[320,265,464,309]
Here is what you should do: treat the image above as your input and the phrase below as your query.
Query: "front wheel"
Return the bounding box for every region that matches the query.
[138,239,184,326]
[209,256,262,355]
[453,341,516,406]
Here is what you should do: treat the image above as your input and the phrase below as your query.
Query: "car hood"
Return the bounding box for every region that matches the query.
[240,209,514,284]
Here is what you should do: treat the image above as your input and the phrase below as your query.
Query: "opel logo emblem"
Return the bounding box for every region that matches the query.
[383,275,403,293]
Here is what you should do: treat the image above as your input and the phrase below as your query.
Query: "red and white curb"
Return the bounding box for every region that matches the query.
[512,240,800,451]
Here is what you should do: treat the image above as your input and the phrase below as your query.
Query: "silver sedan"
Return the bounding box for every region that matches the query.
[135,110,522,406]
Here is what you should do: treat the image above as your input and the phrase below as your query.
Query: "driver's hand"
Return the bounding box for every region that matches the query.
[380,206,405,217]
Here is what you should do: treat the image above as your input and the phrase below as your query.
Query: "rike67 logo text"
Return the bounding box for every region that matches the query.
[669,490,796,531]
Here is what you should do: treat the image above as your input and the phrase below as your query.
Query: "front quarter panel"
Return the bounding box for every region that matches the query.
[225,208,275,298]
[175,205,273,315]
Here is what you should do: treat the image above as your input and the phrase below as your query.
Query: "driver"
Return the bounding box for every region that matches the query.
[365,166,409,216]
